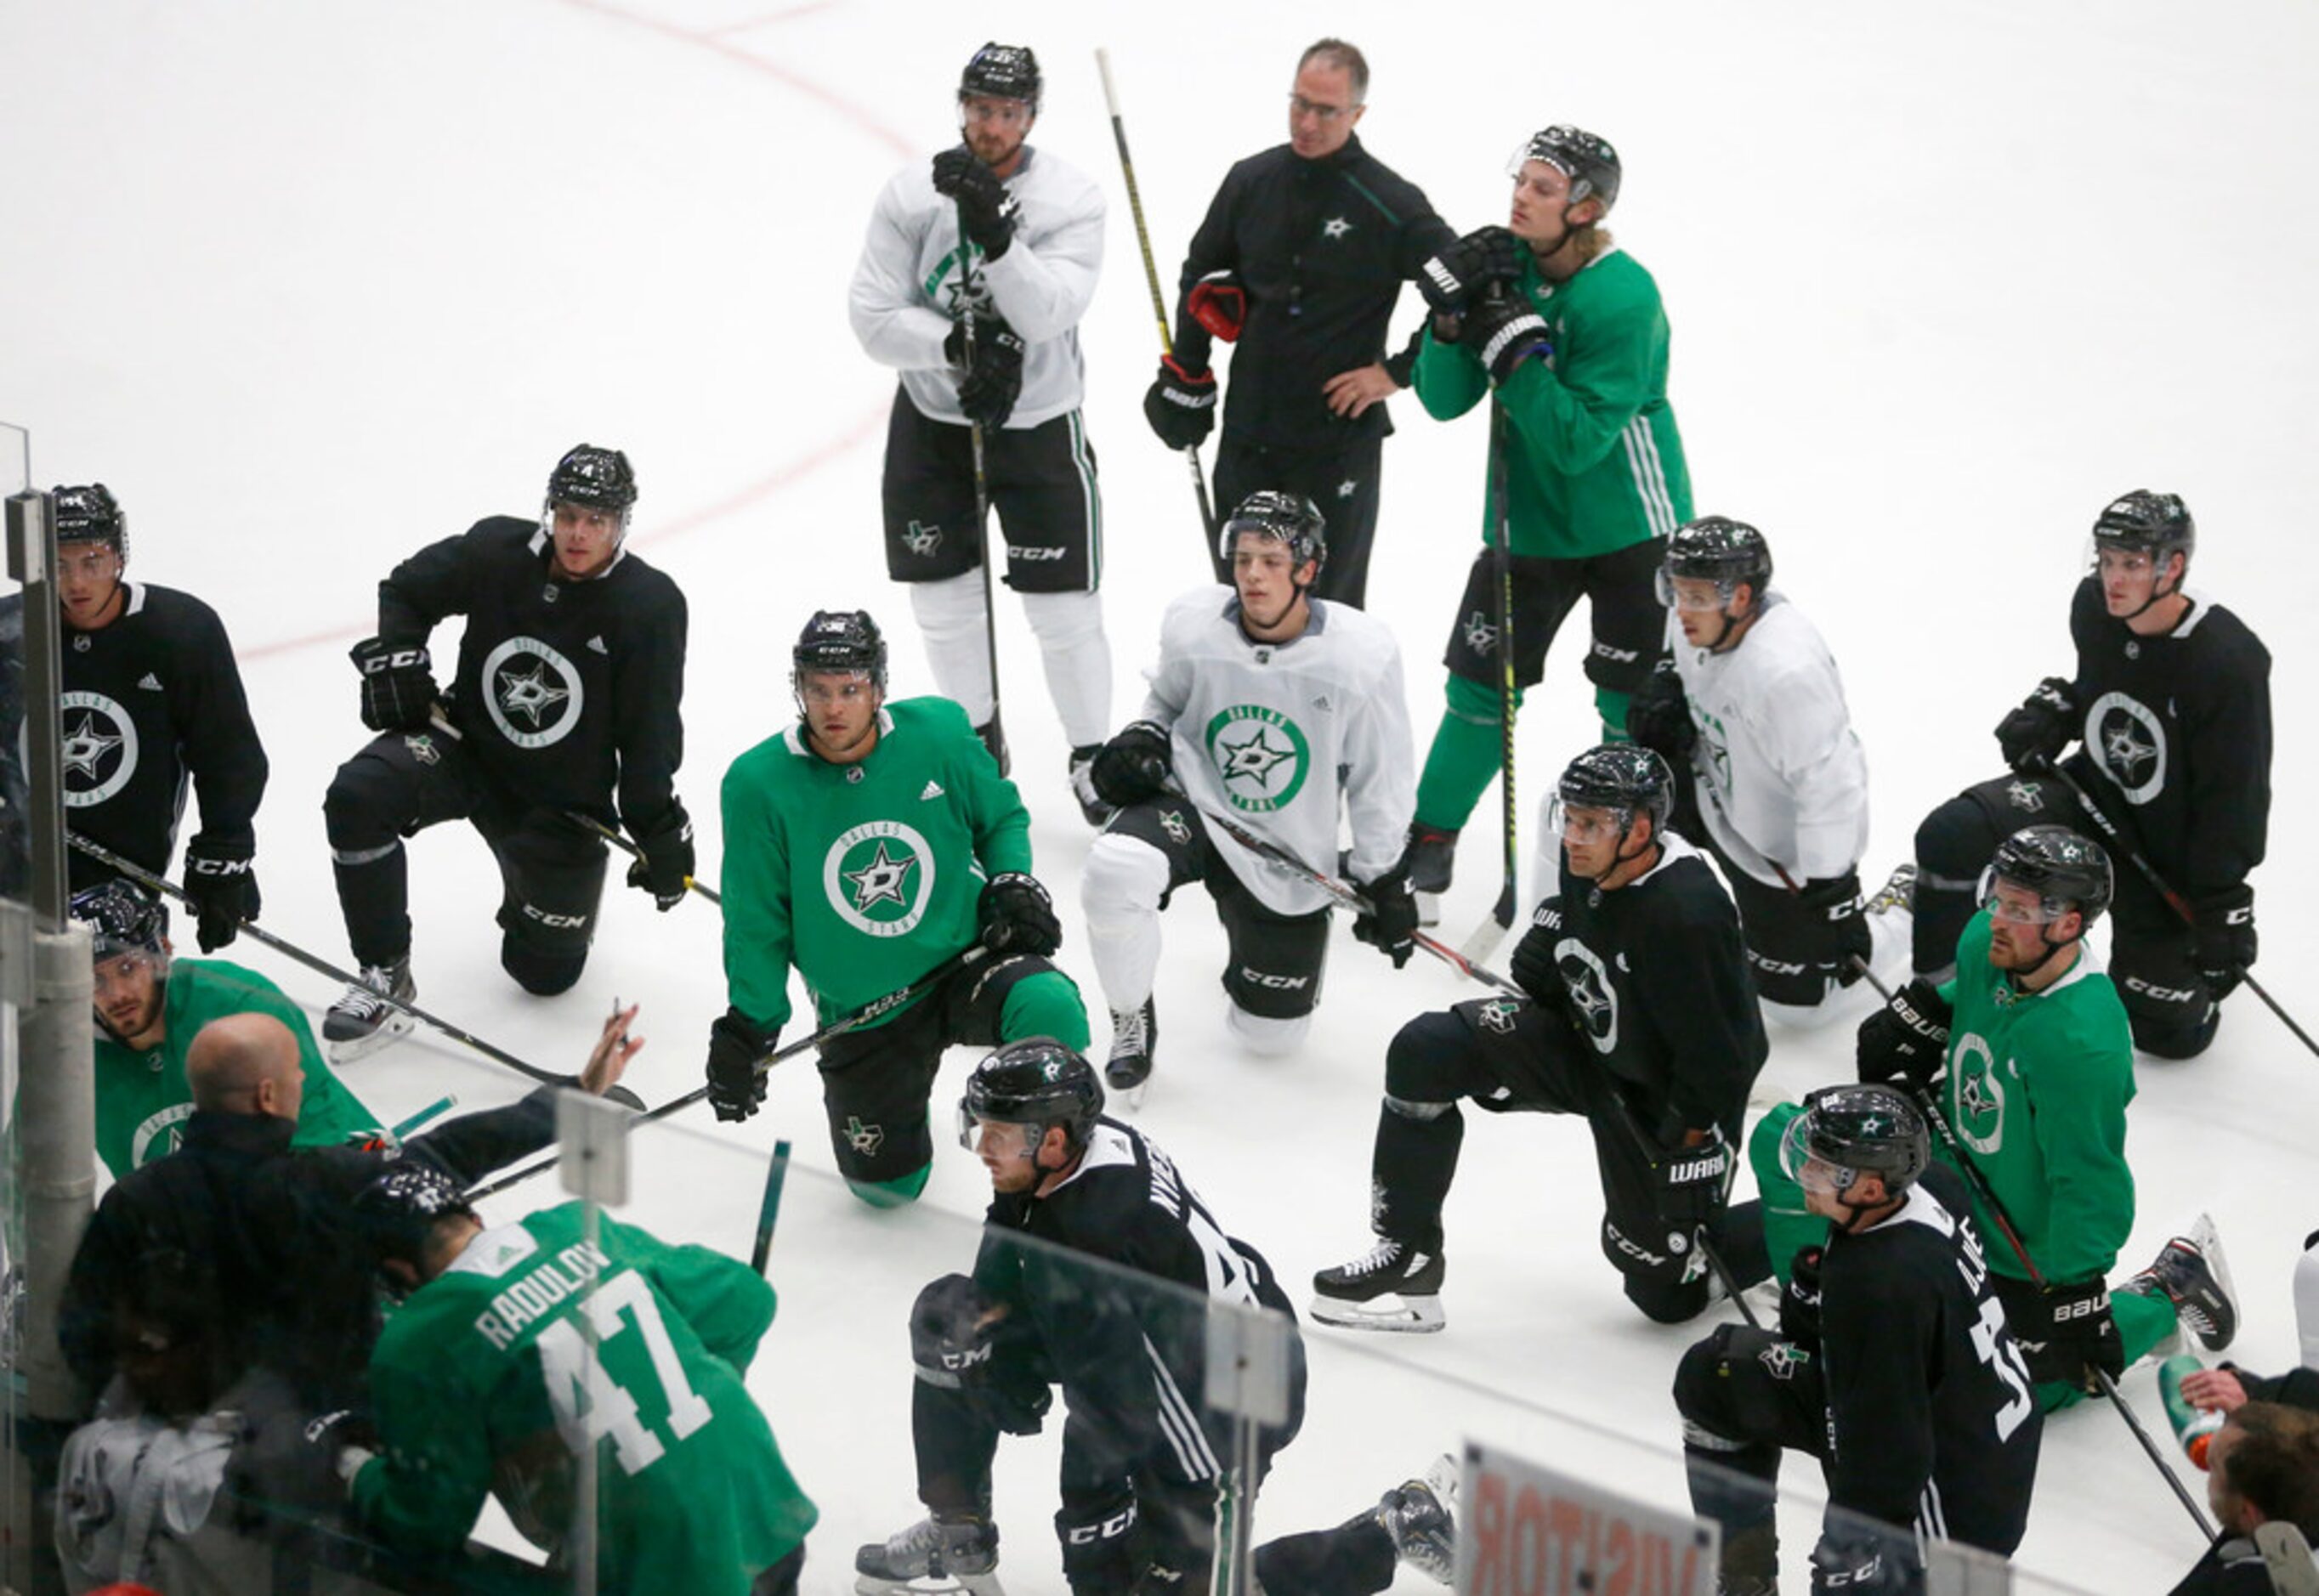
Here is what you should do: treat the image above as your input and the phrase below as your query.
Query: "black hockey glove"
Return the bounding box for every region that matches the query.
[1417,224,1523,317]
[350,636,439,733]
[1795,871,1873,988]
[1624,659,1695,763]
[1855,976,1953,1090]
[1090,720,1172,808]
[184,832,259,953]
[943,313,1026,428]
[1461,284,1553,385]
[978,871,1061,956]
[1994,674,2078,772]
[1508,902,1564,1009]
[704,1008,776,1123]
[1807,1531,1916,1596]
[2033,1276,2124,1393]
[1778,1245,1825,1349]
[933,147,1019,262]
[625,802,694,912]
[2193,885,2257,1001]
[1352,863,1420,969]
[910,1273,1003,1387]
[227,1399,375,1528]
[1187,269,1247,342]
[1142,357,1217,451]
[1651,1127,1733,1232]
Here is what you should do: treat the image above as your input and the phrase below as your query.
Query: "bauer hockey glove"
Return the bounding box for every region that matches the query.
[1994,674,2078,772]
[1461,285,1552,384]
[1090,720,1173,808]
[1417,224,1522,317]
[1795,871,1873,988]
[1352,862,1420,969]
[1855,976,1953,1091]
[704,1008,776,1123]
[1143,358,1217,451]
[2034,1277,2124,1392]
[978,872,1062,956]
[2192,885,2257,1001]
[932,147,1019,261]
[350,636,439,733]
[184,832,259,952]
[625,802,694,912]
[1624,660,1695,763]
[1187,269,1247,342]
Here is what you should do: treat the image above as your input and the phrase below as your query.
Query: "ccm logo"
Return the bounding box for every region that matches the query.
[1239,969,1309,990]
[1006,545,1067,562]
[2123,976,2197,1004]
[1065,1505,1137,1543]
[520,906,588,930]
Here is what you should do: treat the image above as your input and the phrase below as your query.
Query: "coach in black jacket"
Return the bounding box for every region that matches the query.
[1142,38,1453,608]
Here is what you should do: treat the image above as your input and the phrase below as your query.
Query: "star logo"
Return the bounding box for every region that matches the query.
[1204,705,1311,813]
[1160,809,1192,846]
[2103,718,2157,783]
[1336,478,1358,499]
[1477,999,1521,1034]
[1464,610,1498,656]
[844,840,918,912]
[1321,215,1352,240]
[903,520,943,557]
[845,1116,886,1156]
[1563,966,1613,1033]
[480,637,584,749]
[1554,938,1621,1054]
[61,710,123,783]
[1217,727,1293,784]
[1959,1071,1997,1121]
[497,660,570,727]
[2004,778,2045,813]
[404,733,440,766]
[1758,1340,1810,1382]
[2084,691,2169,806]
[56,691,139,806]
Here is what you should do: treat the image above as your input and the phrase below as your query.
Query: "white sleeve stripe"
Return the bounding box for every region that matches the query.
[1142,1332,1222,1481]
[1620,414,1681,540]
[1915,1479,1947,1543]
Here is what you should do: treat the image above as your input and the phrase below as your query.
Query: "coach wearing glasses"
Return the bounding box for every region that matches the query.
[1141,37,1454,609]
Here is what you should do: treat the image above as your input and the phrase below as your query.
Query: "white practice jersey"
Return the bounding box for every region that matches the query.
[848,144,1106,431]
[1672,592,1869,887]
[1144,588,1415,917]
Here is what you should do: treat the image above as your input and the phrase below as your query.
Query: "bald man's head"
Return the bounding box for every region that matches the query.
[186,1013,307,1122]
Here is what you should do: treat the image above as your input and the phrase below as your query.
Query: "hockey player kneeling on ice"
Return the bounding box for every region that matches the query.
[0,482,269,940]
[1758,824,2242,1413]
[1623,518,1910,1024]
[321,444,694,1060]
[334,1165,816,1594]
[1914,490,2271,1060]
[707,611,1087,1208]
[857,1040,1309,1596]
[1313,745,1767,1333]
[1079,491,1415,1093]
[1675,1087,2042,1595]
[72,879,377,1179]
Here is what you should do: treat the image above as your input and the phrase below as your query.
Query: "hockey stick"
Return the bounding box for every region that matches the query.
[2037,760,2317,1061]
[1094,47,1218,540]
[561,811,721,905]
[952,207,1010,778]
[1460,395,1521,962]
[464,947,984,1203]
[750,1138,793,1276]
[67,831,587,1090]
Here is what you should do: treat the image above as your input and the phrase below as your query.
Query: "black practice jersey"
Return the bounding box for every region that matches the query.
[2062,575,2270,902]
[1821,1163,2042,1556]
[975,1118,1293,1487]
[378,518,687,831]
[0,582,267,879]
[1170,135,1454,451]
[1520,836,1766,1140]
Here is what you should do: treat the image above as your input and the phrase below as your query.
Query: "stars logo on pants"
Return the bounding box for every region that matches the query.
[903,521,943,557]
[1464,610,1498,657]
[2004,778,2044,813]
[1322,215,1352,240]
[1477,999,1521,1034]
[845,1116,885,1156]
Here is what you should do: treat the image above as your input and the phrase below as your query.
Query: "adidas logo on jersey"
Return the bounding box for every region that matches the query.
[137,672,163,691]
[921,780,944,801]
[587,636,608,655]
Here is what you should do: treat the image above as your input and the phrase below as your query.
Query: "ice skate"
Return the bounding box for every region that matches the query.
[1863,862,1916,918]
[1068,744,1114,829]
[323,956,415,1062]
[1311,1237,1446,1333]
[1378,1452,1460,1582]
[2126,1212,2239,1355]
[1105,998,1154,1106]
[854,1514,1004,1595]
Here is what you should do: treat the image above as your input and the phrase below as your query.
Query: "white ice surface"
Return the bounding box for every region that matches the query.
[6,2,2317,1590]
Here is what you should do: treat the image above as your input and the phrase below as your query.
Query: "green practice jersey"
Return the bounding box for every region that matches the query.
[353,1203,815,1593]
[1413,246,1691,558]
[1937,913,2138,1285]
[720,697,1033,1033]
[93,958,377,1178]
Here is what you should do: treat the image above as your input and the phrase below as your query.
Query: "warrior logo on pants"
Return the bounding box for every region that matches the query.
[1204,705,1309,814]
[825,820,935,937]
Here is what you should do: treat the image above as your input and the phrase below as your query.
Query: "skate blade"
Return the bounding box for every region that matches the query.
[325,1011,415,1065]
[1308,1292,1446,1333]
[2185,1211,2238,1353]
[854,1573,1006,1596]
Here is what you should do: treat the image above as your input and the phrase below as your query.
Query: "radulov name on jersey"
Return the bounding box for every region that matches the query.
[474,1240,615,1350]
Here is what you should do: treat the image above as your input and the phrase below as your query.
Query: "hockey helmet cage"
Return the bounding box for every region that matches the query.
[1514,125,1622,212]
[1217,490,1327,574]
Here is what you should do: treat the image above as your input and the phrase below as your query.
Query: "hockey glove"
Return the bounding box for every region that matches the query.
[625,802,695,912]
[978,871,1062,956]
[1994,675,2078,772]
[1090,720,1173,808]
[1352,863,1420,969]
[1624,659,1695,763]
[704,1007,776,1123]
[1855,976,1952,1090]
[1187,269,1247,342]
[1795,871,1873,988]
[184,832,260,953]
[350,636,439,733]
[1778,1245,1825,1349]
[1508,901,1565,1009]
[1461,284,1553,385]
[931,147,1018,261]
[1651,1127,1733,1232]
[1142,357,1217,451]
[944,314,1026,429]
[1417,224,1523,317]
[1807,1531,1915,1596]
[910,1273,1004,1388]
[2192,884,2257,1001]
[2034,1276,2124,1393]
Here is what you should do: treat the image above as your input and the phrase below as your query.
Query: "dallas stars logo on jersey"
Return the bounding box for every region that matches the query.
[2085,690,2166,804]
[1556,940,1620,1055]
[57,691,139,806]
[1950,1029,2011,1155]
[824,820,936,937]
[1204,705,1310,814]
[482,636,585,750]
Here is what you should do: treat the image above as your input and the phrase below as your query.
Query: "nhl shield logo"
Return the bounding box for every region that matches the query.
[1204,705,1310,815]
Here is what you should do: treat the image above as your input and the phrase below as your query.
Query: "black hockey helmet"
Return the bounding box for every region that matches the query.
[793,608,887,693]
[1217,490,1327,577]
[2091,489,2194,574]
[545,444,638,518]
[1658,516,1772,607]
[71,879,168,960]
[957,1037,1103,1157]
[352,1161,477,1290]
[1779,1084,1931,1199]
[1555,744,1675,839]
[52,484,128,562]
[960,42,1041,112]
[1985,823,2112,929]
[1512,125,1622,212]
